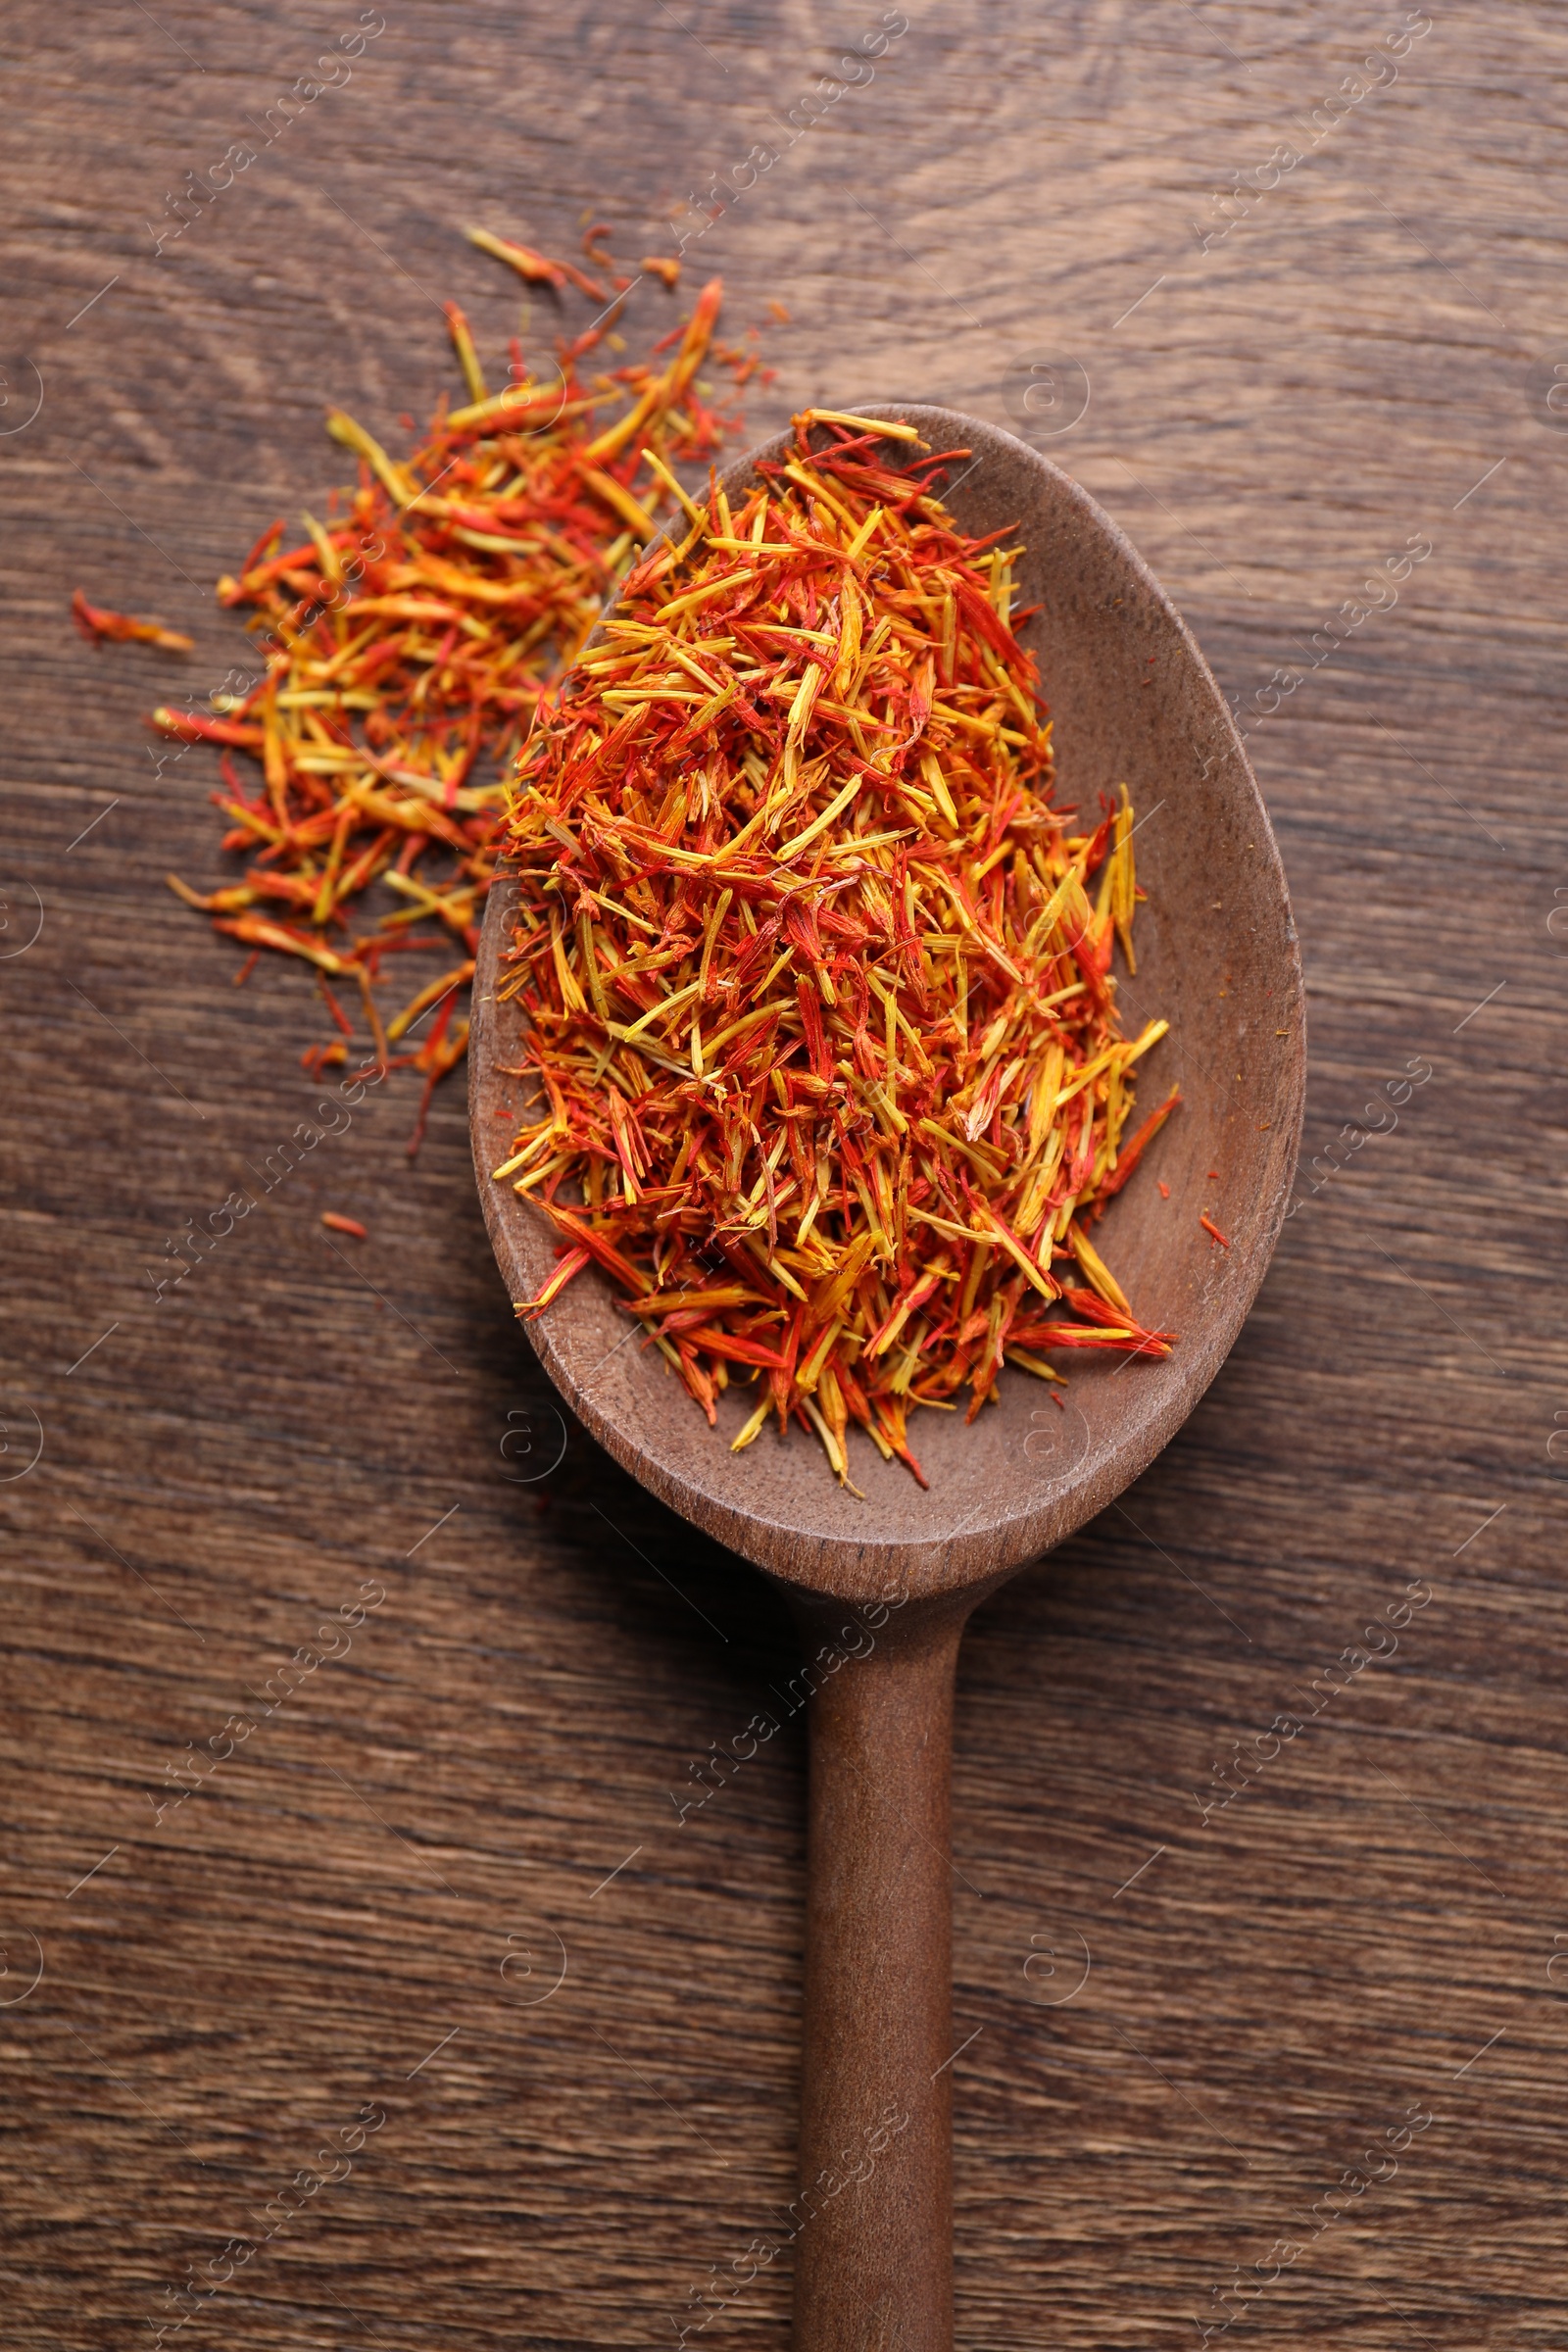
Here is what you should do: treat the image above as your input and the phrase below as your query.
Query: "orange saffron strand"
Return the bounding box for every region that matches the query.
[72,590,193,653]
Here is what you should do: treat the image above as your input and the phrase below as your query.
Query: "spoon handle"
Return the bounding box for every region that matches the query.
[791,1593,972,2352]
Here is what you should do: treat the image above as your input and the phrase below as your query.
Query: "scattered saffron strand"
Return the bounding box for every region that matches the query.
[72,590,193,653]
[1094,1085,1180,1207]
[83,223,769,1150]
[321,1212,368,1239]
[498,414,1178,1489]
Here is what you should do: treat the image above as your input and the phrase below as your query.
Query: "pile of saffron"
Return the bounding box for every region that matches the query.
[496,412,1179,1489]
[123,228,754,1147]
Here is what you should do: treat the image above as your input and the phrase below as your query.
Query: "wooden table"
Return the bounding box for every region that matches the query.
[3,4,1563,2343]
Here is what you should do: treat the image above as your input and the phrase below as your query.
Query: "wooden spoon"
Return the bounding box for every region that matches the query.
[469,406,1305,2351]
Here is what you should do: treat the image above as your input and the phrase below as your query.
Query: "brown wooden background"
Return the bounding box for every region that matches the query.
[4,3,1567,2344]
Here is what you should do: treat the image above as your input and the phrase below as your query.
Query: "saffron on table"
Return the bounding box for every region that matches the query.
[77,222,763,1149]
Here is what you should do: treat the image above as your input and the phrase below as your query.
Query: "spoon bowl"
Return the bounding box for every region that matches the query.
[470,405,1304,2349]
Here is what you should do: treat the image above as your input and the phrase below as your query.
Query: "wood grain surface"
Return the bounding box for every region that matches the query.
[3,4,1565,2346]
